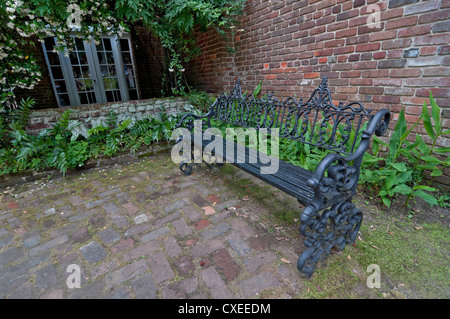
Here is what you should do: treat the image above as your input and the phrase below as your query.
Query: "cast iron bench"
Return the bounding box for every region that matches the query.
[174,77,390,277]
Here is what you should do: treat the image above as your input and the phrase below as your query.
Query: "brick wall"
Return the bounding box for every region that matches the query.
[188,0,450,186]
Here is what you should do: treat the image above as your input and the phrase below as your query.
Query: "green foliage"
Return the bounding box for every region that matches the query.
[253,80,262,98]
[180,90,216,114]
[0,100,182,176]
[1,0,245,106]
[361,92,450,208]
[113,0,246,95]
[1,0,126,107]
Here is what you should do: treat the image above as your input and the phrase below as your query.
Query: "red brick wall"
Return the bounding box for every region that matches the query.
[188,0,450,185]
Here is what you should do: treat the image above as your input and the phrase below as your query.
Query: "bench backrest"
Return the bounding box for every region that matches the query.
[209,77,375,156]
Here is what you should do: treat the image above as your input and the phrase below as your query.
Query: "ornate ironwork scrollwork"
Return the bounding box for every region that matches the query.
[298,199,362,277]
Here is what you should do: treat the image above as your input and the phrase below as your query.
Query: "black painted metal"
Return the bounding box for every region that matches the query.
[175,77,391,277]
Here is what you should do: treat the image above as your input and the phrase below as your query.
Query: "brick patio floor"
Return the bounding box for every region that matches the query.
[0,151,313,299]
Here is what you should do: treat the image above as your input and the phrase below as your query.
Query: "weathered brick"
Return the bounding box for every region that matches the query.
[194,219,211,230]
[337,9,359,21]
[346,34,370,45]
[382,38,412,50]
[201,266,234,299]
[174,255,196,276]
[122,241,160,263]
[398,25,431,38]
[172,218,192,237]
[132,273,157,299]
[237,271,281,298]
[111,238,134,254]
[354,61,377,69]
[388,0,419,8]
[416,88,449,98]
[105,259,149,287]
[403,48,419,58]
[418,9,450,24]
[372,95,401,104]
[362,70,389,78]
[433,21,450,33]
[341,70,361,78]
[389,69,421,77]
[336,28,357,39]
[405,78,439,87]
[183,205,202,221]
[419,46,437,56]
[378,59,407,69]
[355,43,381,52]
[404,0,439,15]
[0,247,24,268]
[191,238,224,258]
[386,49,403,58]
[385,16,417,30]
[164,199,188,213]
[139,227,170,243]
[304,72,320,79]
[373,51,387,59]
[122,202,139,215]
[353,0,366,8]
[228,234,252,256]
[415,34,450,46]
[350,78,373,86]
[147,251,175,284]
[373,78,402,87]
[200,222,231,240]
[163,236,182,258]
[359,87,384,95]
[212,249,241,281]
[30,235,69,257]
[407,56,441,67]
[369,30,397,42]
[80,241,107,264]
[98,228,121,246]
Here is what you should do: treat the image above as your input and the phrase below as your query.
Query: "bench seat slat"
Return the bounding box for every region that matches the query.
[234,161,314,204]
[196,138,315,204]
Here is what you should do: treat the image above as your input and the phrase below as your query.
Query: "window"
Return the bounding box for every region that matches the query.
[42,35,139,107]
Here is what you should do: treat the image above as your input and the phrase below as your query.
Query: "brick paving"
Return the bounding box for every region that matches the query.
[0,152,308,299]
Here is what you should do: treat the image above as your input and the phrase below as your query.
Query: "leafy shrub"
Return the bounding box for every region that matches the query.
[361,92,449,207]
[0,101,182,176]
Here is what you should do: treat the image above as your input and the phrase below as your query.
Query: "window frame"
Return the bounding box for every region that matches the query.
[41,34,139,107]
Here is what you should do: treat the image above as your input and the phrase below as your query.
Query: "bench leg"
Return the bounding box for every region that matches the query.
[179,145,224,175]
[180,160,223,175]
[297,198,362,278]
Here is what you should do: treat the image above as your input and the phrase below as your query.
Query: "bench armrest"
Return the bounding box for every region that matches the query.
[307,109,390,201]
[176,99,217,131]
